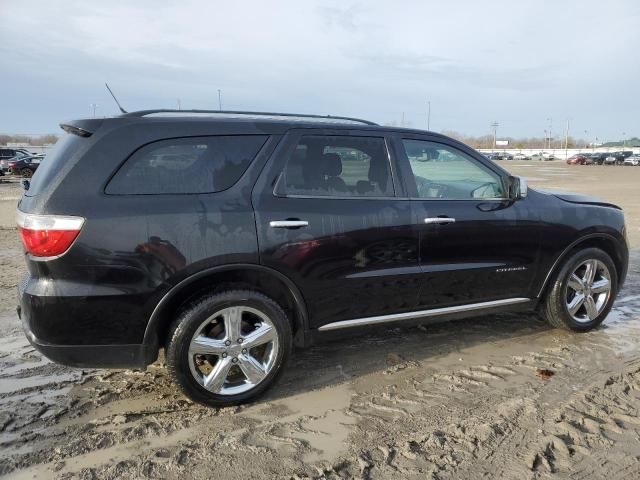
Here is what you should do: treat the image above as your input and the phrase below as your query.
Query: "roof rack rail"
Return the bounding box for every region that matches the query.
[121,109,378,126]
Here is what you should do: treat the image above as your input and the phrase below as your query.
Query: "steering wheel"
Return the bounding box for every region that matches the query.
[415,176,448,198]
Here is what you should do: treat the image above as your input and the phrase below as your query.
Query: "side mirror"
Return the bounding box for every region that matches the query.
[509,175,527,200]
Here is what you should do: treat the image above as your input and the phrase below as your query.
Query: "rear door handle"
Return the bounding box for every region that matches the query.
[424,217,456,225]
[269,220,309,228]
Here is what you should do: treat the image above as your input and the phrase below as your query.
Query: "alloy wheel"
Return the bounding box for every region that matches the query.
[187,306,279,395]
[565,259,611,323]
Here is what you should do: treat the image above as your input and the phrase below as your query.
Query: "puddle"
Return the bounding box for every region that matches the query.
[0,371,79,395]
[2,425,197,480]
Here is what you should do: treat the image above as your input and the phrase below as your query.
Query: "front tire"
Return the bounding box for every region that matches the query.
[542,248,617,331]
[166,290,292,407]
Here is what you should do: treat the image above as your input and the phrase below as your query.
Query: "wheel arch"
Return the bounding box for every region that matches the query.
[142,264,310,359]
[536,232,627,298]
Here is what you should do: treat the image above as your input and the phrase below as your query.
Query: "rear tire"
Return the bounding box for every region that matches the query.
[542,248,617,331]
[166,290,292,407]
[21,168,33,178]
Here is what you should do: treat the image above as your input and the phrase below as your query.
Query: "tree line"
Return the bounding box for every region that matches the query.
[0,134,59,146]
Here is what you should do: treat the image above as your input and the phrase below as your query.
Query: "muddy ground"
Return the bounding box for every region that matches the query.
[1,163,640,479]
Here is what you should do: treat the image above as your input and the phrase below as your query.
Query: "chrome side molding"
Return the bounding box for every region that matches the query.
[318,297,531,331]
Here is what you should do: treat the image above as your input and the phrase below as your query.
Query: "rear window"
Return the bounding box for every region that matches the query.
[106,135,268,195]
[26,134,85,196]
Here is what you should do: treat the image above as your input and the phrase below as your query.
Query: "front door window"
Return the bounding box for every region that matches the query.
[402,139,504,200]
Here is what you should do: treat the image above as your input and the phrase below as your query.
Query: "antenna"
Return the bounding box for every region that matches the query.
[105,83,127,114]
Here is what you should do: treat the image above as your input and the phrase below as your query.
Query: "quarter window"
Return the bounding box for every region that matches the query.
[107,135,268,195]
[279,135,394,197]
[402,139,504,199]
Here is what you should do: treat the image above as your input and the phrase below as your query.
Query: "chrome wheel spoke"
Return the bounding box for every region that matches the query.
[223,307,243,342]
[238,354,267,384]
[203,357,233,393]
[189,335,227,356]
[584,296,598,320]
[568,292,585,316]
[582,260,597,286]
[591,278,610,294]
[567,273,584,292]
[242,323,275,350]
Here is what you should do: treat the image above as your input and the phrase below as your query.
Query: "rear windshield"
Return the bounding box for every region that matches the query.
[106,135,268,195]
[26,134,86,196]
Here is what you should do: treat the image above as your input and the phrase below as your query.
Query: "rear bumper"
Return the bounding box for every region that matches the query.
[19,305,155,368]
[17,276,158,369]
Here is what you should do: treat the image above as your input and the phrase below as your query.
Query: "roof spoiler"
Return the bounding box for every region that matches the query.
[59,118,105,138]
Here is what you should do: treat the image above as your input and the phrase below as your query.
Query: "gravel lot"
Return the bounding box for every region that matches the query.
[1,163,640,479]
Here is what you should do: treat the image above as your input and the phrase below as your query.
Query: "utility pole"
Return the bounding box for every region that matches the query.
[401,112,405,127]
[491,121,499,151]
[217,89,222,111]
[564,119,570,160]
[547,117,553,149]
[177,98,181,110]
[89,103,98,117]
[623,131,627,149]
[427,100,431,130]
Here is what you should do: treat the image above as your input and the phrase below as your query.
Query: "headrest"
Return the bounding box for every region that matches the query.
[368,159,388,187]
[321,153,342,176]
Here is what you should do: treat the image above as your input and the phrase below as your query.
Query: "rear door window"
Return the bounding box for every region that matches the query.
[278,135,394,197]
[106,135,268,195]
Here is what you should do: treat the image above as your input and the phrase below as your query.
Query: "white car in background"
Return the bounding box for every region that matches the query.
[542,152,555,160]
[513,153,529,160]
[623,155,640,166]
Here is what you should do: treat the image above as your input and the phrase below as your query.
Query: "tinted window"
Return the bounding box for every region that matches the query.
[280,135,393,197]
[402,139,504,199]
[26,135,86,196]
[107,135,268,195]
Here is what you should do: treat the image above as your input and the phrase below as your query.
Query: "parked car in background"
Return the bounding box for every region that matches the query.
[513,153,529,161]
[0,148,32,161]
[487,152,513,161]
[567,154,590,165]
[8,154,44,177]
[542,152,555,161]
[15,109,629,407]
[623,155,640,166]
[587,152,608,165]
[604,152,627,166]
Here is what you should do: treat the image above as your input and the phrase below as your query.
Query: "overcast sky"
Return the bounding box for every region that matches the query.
[1,0,638,141]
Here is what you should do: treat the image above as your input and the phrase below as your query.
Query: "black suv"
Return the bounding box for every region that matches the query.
[17,110,629,406]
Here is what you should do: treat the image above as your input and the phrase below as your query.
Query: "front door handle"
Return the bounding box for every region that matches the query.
[269,220,309,228]
[424,217,456,225]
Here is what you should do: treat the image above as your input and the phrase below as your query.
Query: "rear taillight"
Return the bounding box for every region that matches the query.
[16,210,84,257]
[8,162,16,167]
